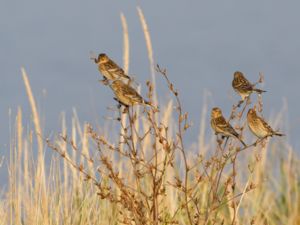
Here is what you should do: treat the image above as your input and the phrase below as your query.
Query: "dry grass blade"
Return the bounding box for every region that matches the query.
[21,67,49,224]
[21,68,43,159]
[17,107,23,162]
[21,67,46,189]
[119,12,130,156]
[137,7,157,105]
[120,12,129,74]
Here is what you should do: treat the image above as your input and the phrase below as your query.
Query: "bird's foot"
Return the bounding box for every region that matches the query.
[122,107,129,114]
[217,139,223,145]
[237,100,244,108]
[100,78,109,86]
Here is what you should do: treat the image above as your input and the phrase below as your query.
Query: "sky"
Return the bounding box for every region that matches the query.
[1,0,300,179]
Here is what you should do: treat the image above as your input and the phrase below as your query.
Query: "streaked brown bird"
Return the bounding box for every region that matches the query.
[110,80,153,108]
[211,107,247,147]
[232,71,266,101]
[93,53,131,81]
[247,108,284,139]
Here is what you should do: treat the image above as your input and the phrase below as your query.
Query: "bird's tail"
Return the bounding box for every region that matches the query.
[273,131,285,137]
[124,74,131,80]
[125,75,139,87]
[239,138,247,147]
[233,132,247,147]
[233,133,247,147]
[254,88,266,94]
[144,101,159,112]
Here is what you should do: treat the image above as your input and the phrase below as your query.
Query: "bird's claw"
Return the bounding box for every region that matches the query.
[237,100,244,108]
[99,78,109,86]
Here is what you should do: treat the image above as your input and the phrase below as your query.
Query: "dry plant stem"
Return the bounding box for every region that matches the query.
[207,137,265,222]
[209,148,230,224]
[211,187,255,212]
[231,155,237,225]
[97,149,145,224]
[119,108,144,193]
[239,96,251,119]
[156,65,193,225]
[214,150,226,199]
[146,109,162,224]
[49,130,151,225]
[204,142,229,223]
[152,123,159,224]
[127,108,150,216]
[118,105,162,224]
[204,150,219,224]
[145,81,176,224]
[46,139,99,186]
[89,123,151,174]
[205,97,259,224]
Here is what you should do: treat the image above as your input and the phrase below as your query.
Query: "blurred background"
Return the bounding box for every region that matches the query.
[1,0,299,174]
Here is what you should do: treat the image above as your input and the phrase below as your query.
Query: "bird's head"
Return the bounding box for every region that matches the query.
[233,71,244,79]
[97,53,109,64]
[247,108,257,117]
[111,79,124,89]
[211,107,223,119]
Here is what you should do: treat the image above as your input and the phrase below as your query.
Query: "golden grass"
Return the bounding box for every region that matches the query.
[21,68,49,224]
[119,13,130,156]
[1,90,300,224]
[120,12,129,75]
[137,7,157,105]
[21,68,43,157]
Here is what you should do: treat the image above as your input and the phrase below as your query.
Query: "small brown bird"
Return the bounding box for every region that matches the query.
[232,71,266,101]
[93,53,131,81]
[110,80,153,107]
[247,108,284,139]
[211,107,247,147]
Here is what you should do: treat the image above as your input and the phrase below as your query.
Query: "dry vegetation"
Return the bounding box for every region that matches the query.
[1,8,300,225]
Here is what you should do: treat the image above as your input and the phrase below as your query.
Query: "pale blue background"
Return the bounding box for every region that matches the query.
[1,0,299,182]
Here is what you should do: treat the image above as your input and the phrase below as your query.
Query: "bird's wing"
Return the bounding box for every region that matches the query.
[120,85,144,102]
[215,117,239,137]
[233,76,253,91]
[105,60,126,77]
[257,116,274,133]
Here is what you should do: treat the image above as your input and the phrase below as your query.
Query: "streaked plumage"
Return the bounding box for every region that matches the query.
[110,80,151,107]
[232,71,266,100]
[94,53,131,81]
[211,107,247,147]
[247,108,284,138]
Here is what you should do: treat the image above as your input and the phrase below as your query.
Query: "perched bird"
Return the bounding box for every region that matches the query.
[93,53,131,81]
[211,107,247,147]
[110,80,153,108]
[247,108,284,139]
[232,71,266,101]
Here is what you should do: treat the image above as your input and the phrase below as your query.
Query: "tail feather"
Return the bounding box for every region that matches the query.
[233,133,247,147]
[274,132,285,137]
[254,88,266,94]
[124,74,131,80]
[144,101,159,111]
[125,75,140,87]
[239,138,247,147]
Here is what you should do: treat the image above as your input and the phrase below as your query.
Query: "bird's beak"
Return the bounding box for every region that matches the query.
[89,51,98,63]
